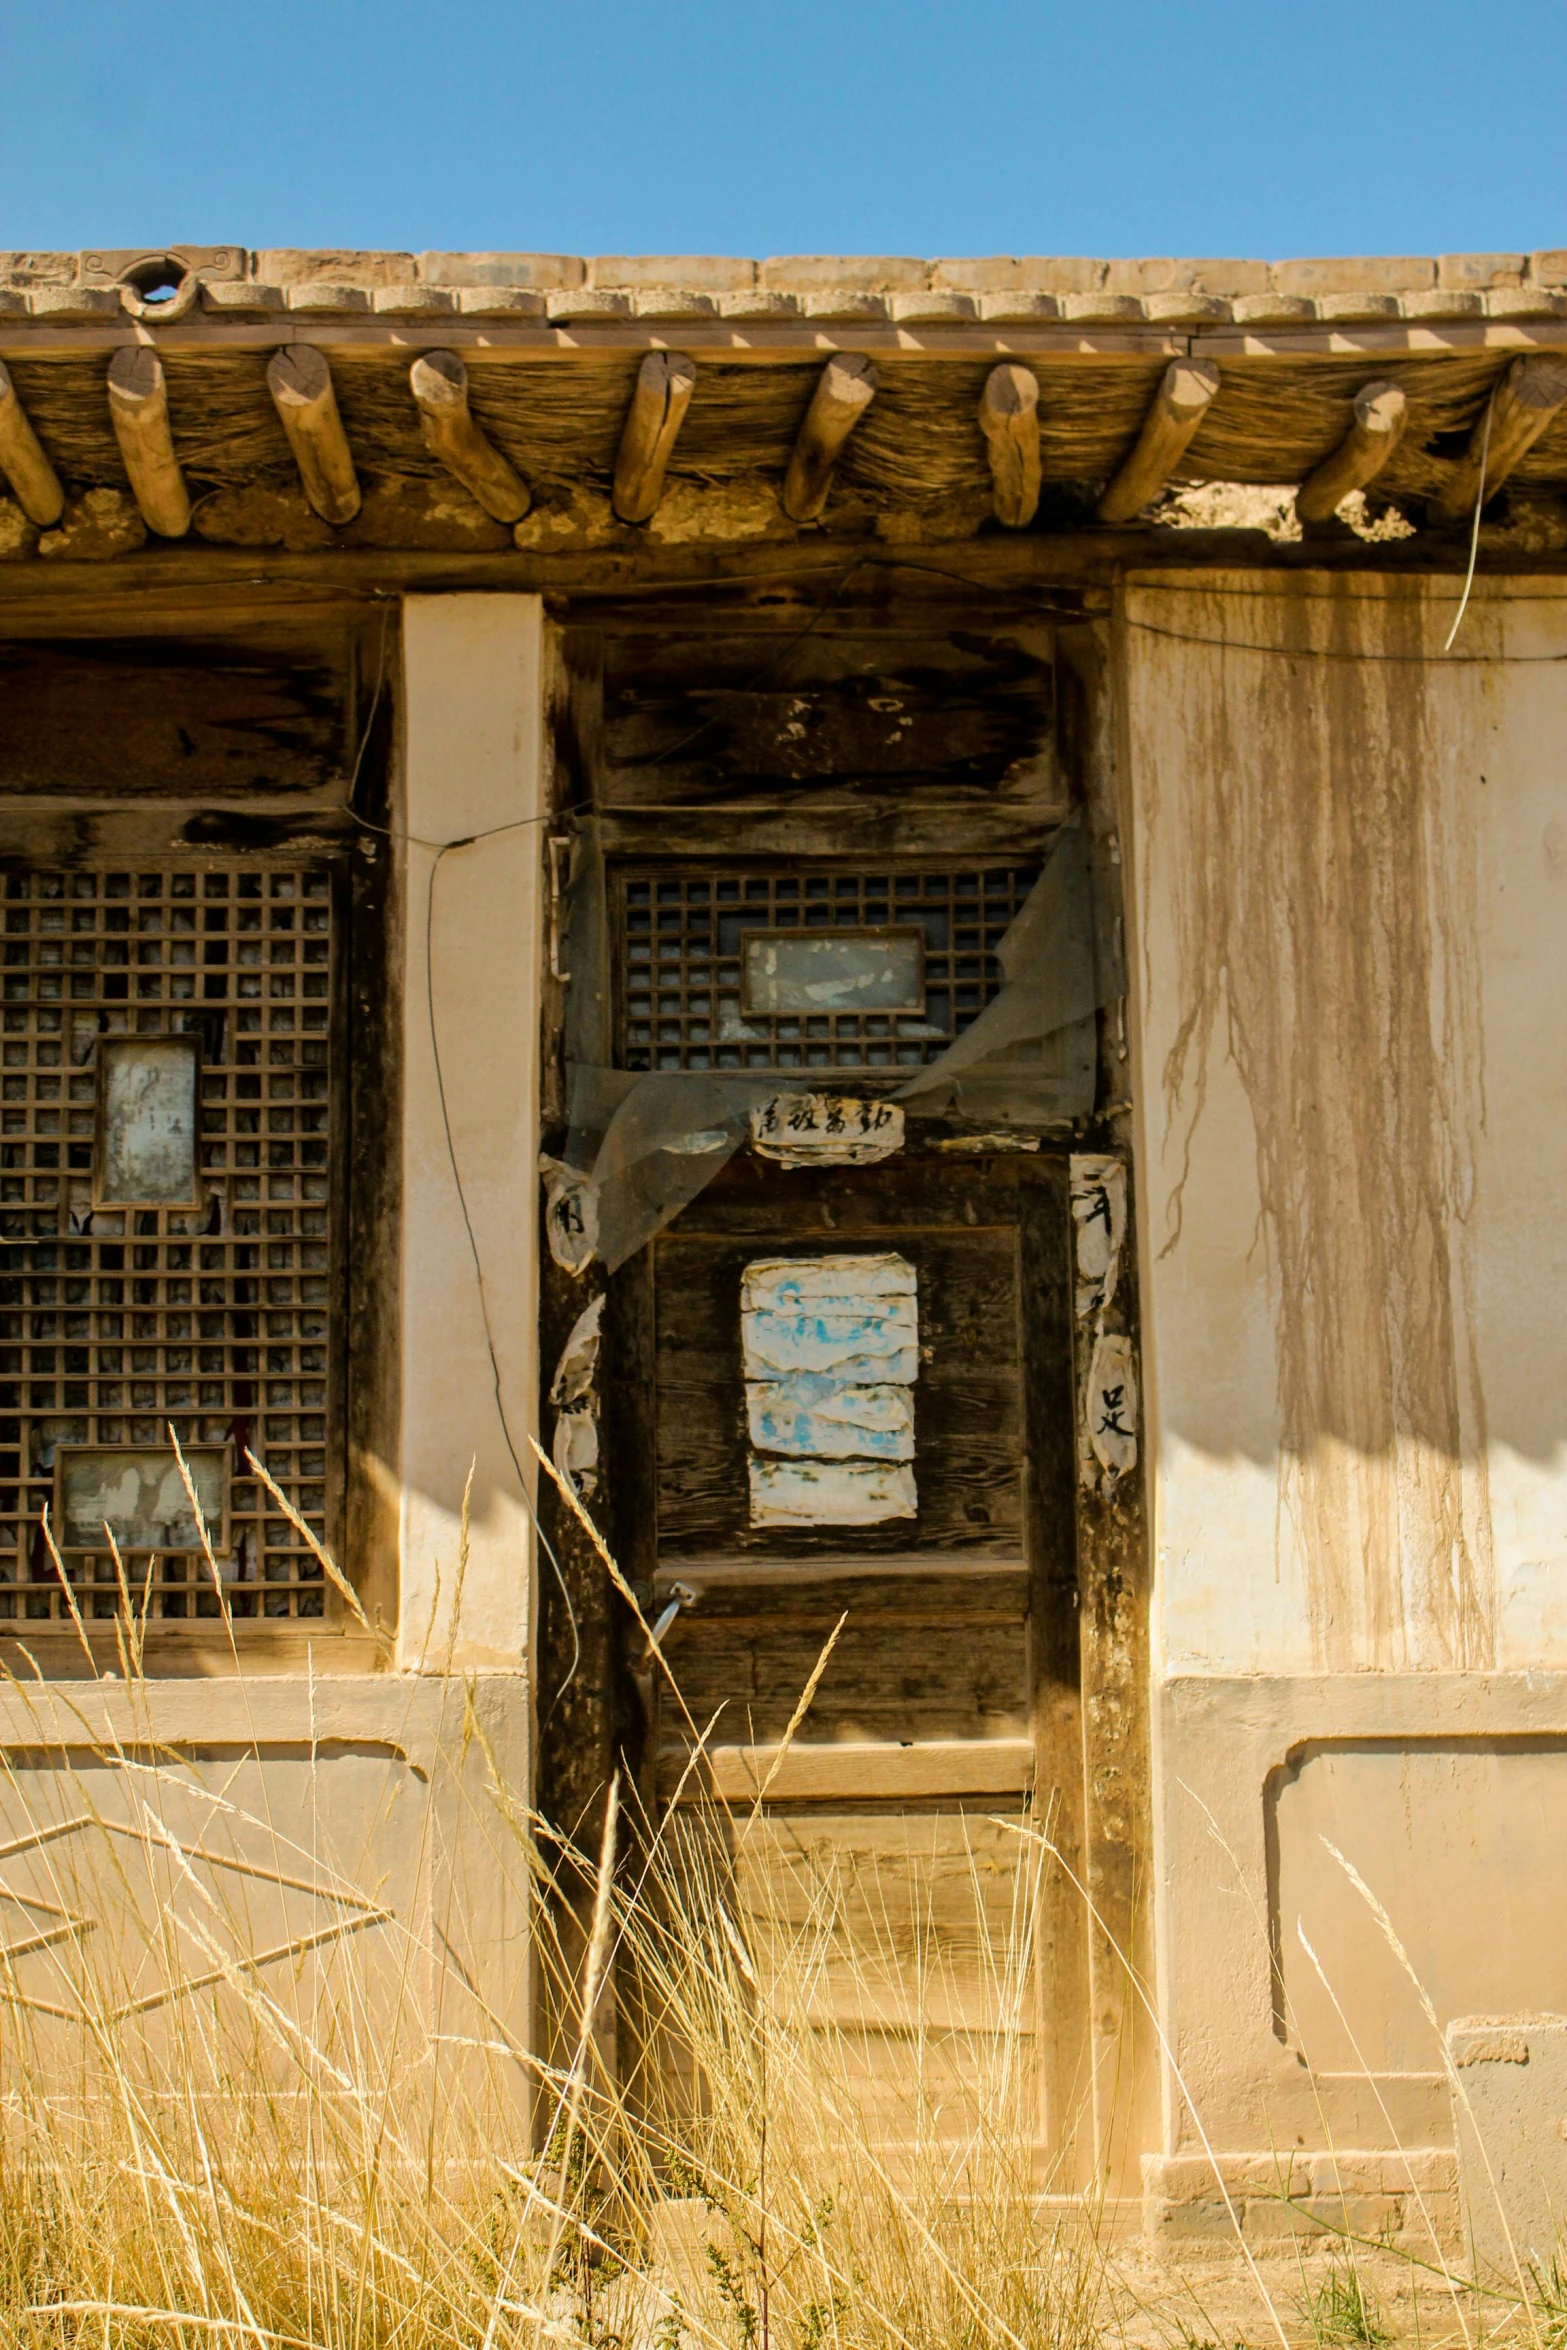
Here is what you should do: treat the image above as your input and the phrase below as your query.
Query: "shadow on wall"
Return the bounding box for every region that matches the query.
[1128,574,1567,1667]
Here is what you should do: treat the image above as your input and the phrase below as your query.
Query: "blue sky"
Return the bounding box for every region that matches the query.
[1,0,1562,260]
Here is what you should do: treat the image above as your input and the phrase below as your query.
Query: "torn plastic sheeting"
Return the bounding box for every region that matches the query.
[896,823,1123,1121]
[577,1069,784,1273]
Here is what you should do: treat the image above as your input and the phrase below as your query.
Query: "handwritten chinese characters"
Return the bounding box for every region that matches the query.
[749,1093,905,1169]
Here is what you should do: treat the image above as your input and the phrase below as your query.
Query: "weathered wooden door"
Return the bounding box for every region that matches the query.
[606,1142,1088,2165]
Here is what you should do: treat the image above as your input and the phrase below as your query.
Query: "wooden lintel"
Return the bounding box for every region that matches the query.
[979,362,1042,528]
[105,347,192,539]
[1295,380,1408,522]
[782,353,878,522]
[0,361,64,526]
[409,350,531,523]
[1096,359,1221,523]
[266,345,361,526]
[612,349,696,523]
[1431,352,1567,524]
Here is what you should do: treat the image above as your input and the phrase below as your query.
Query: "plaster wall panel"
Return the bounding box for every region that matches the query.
[1123,575,1567,1678]
[1271,1740,1567,2075]
[399,595,545,1672]
[0,1676,532,2116]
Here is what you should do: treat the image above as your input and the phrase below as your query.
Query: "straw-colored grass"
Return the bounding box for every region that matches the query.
[0,1437,1107,2350]
[1,1432,1563,2350]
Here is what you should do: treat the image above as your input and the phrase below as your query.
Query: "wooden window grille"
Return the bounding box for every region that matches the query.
[614,863,1037,1074]
[0,862,339,1625]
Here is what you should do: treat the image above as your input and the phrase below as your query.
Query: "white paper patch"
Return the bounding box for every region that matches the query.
[749,1093,905,1168]
[749,1457,917,1527]
[743,1253,919,1525]
[1070,1153,1126,1322]
[747,1374,914,1461]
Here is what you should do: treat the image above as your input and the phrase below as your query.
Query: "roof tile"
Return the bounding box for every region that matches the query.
[1105,257,1267,297]
[1230,294,1316,324]
[978,291,1063,323]
[1272,256,1436,296]
[1401,289,1485,319]
[1439,252,1526,289]
[761,256,926,292]
[373,285,458,316]
[27,286,122,320]
[200,281,286,316]
[419,252,584,289]
[1062,293,1146,323]
[718,290,801,320]
[632,289,719,319]
[0,253,76,286]
[285,283,373,314]
[1315,292,1404,321]
[931,256,1102,294]
[260,250,415,287]
[890,290,977,323]
[590,256,754,292]
[547,289,633,322]
[456,287,548,318]
[801,290,889,322]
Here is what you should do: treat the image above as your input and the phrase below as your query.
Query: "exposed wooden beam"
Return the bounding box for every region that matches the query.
[1296,380,1408,523]
[978,363,1041,529]
[0,362,65,527]
[106,347,191,539]
[1096,359,1221,524]
[782,353,878,523]
[1431,353,1567,525]
[266,345,361,526]
[409,350,531,524]
[612,350,696,524]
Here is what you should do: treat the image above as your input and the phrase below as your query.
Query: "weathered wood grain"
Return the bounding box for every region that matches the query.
[0,633,353,798]
[1295,380,1407,523]
[409,349,532,523]
[106,348,192,539]
[1431,353,1567,523]
[1096,360,1221,524]
[0,361,65,526]
[980,363,1042,528]
[267,346,361,526]
[612,351,697,524]
[782,354,878,522]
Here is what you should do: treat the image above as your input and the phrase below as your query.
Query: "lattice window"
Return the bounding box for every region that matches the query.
[0,863,339,1625]
[615,864,1037,1074]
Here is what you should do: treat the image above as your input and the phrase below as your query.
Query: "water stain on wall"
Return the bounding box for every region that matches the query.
[1133,574,1495,1671]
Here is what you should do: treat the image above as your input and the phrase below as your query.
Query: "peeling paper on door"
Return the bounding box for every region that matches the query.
[742,1253,919,1526]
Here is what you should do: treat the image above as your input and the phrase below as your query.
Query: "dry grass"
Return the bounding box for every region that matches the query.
[0,1436,1561,2350]
[0,1439,1106,2350]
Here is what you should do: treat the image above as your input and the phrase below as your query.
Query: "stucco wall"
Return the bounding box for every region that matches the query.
[1126,573,1567,1679]
[1123,574,1567,2221]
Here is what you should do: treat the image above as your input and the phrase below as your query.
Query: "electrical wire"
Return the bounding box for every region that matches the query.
[424,841,583,1719]
[343,613,583,1713]
[1443,389,1496,653]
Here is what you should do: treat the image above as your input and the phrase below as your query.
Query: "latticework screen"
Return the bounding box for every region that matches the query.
[0,862,339,1625]
[615,863,1036,1074]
